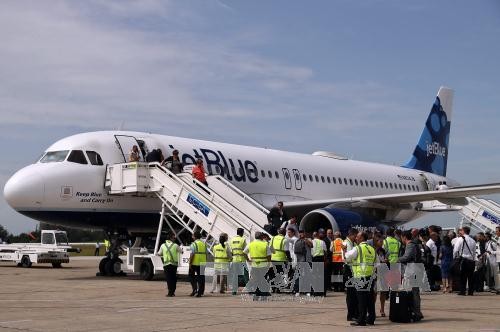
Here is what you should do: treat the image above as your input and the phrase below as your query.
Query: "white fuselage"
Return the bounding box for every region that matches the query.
[4,131,456,233]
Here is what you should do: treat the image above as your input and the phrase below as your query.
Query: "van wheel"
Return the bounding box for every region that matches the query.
[98,257,110,276]
[21,256,32,268]
[52,262,62,268]
[105,257,123,276]
[140,260,154,281]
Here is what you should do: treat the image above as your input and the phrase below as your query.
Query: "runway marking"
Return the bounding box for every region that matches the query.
[117,307,147,313]
[0,320,32,324]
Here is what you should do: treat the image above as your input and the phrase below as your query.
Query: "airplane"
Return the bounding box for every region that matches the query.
[4,87,500,254]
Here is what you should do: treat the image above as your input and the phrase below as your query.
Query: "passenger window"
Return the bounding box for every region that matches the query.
[344,178,348,185]
[370,181,374,187]
[67,150,88,164]
[354,179,358,186]
[275,171,279,179]
[40,150,69,163]
[309,175,313,182]
[327,176,331,183]
[403,184,407,190]
[268,170,272,178]
[86,151,103,166]
[359,179,363,186]
[303,174,307,182]
[261,170,265,177]
[385,182,388,189]
[321,176,325,183]
[375,181,379,188]
[315,175,319,182]
[399,184,402,190]
[389,183,393,189]
[349,179,353,185]
[332,177,336,184]
[338,177,342,184]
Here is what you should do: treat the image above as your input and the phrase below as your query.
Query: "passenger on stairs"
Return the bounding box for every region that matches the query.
[129,145,141,162]
[163,149,184,174]
[192,158,208,186]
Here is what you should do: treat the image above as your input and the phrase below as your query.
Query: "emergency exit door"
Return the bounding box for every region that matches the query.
[282,168,292,190]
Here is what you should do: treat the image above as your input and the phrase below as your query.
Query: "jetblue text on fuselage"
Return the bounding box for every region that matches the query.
[426,141,446,158]
[181,148,258,183]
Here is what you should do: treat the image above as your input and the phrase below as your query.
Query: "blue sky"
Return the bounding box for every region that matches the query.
[1,0,500,234]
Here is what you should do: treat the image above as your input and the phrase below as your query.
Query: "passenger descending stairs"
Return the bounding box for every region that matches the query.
[459,196,500,243]
[106,162,270,253]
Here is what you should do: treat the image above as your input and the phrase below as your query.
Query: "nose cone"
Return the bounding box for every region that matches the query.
[4,166,45,211]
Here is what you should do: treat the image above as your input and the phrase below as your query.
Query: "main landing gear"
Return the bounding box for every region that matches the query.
[97,231,127,277]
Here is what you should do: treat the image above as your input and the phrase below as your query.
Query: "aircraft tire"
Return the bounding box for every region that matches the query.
[140,260,154,281]
[21,256,32,268]
[52,262,62,268]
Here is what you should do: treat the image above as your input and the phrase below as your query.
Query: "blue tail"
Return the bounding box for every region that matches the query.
[402,87,454,176]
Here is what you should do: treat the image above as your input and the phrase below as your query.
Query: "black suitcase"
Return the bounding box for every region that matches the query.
[389,291,413,323]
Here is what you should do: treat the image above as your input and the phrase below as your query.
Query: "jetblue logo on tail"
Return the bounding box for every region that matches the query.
[402,89,452,177]
[426,141,446,158]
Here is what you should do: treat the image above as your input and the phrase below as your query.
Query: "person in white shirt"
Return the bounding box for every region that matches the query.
[342,228,359,322]
[452,226,477,295]
[286,228,298,267]
[484,233,499,293]
[280,216,299,235]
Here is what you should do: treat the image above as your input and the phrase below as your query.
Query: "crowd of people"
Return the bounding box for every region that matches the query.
[133,148,499,324]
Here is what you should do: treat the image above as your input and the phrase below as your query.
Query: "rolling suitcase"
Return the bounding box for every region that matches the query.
[389,291,412,323]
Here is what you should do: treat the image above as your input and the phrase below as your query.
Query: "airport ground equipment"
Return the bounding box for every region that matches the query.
[105,162,269,279]
[0,230,72,268]
[459,196,500,242]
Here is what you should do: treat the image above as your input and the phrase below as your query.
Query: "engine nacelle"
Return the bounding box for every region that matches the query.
[300,208,384,235]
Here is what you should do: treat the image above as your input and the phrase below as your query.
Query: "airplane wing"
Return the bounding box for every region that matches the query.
[284,183,500,211]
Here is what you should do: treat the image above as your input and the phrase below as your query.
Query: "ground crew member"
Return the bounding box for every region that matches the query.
[270,228,290,292]
[345,231,377,326]
[312,231,327,296]
[157,231,181,297]
[229,228,248,295]
[244,232,272,298]
[103,239,110,253]
[342,228,359,322]
[211,233,231,294]
[331,231,345,292]
[189,231,207,297]
[383,227,401,265]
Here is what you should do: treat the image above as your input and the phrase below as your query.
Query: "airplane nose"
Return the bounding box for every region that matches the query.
[4,166,45,211]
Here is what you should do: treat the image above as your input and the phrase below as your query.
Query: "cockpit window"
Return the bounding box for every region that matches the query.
[86,151,104,166]
[67,150,88,164]
[40,150,69,163]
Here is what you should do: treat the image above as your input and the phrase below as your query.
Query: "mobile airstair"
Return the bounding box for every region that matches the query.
[459,196,500,242]
[105,162,269,279]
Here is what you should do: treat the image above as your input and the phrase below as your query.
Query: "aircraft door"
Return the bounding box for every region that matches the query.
[292,169,302,190]
[115,135,141,162]
[282,168,292,190]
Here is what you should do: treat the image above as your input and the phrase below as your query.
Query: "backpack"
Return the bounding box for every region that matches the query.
[294,238,306,255]
[419,244,434,268]
[264,223,277,236]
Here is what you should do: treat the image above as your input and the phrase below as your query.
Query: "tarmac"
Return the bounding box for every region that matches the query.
[0,257,499,332]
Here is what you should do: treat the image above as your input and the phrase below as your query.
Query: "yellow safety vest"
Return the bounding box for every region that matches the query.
[352,242,376,278]
[162,240,179,266]
[230,236,246,263]
[248,240,269,268]
[383,236,401,263]
[312,239,325,257]
[213,243,230,271]
[191,239,207,266]
[270,234,287,262]
[332,238,344,262]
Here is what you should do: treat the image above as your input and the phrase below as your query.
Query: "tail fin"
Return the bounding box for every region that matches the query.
[402,87,454,176]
